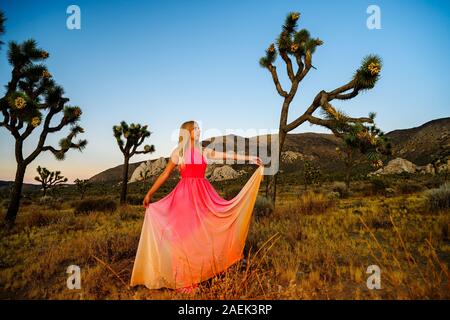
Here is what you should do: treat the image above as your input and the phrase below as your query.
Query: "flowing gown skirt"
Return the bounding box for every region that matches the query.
[130,148,264,289]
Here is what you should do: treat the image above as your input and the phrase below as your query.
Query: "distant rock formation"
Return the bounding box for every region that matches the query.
[281,151,315,163]
[368,157,449,177]
[208,165,243,182]
[129,157,167,183]
[85,118,449,183]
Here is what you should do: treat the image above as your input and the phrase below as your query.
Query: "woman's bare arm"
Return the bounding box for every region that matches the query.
[143,149,179,206]
[204,147,262,165]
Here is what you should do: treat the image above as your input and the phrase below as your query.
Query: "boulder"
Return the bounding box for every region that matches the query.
[417,163,435,175]
[368,157,417,177]
[209,165,243,182]
[281,151,315,163]
[129,157,167,183]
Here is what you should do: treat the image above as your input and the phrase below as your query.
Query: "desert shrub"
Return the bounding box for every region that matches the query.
[38,195,62,210]
[369,176,390,195]
[385,187,395,198]
[327,191,340,200]
[424,175,446,189]
[126,194,144,205]
[26,211,60,228]
[252,195,274,220]
[74,198,117,215]
[224,185,243,200]
[364,209,392,230]
[331,181,349,198]
[295,191,336,215]
[423,182,450,213]
[396,182,423,194]
[118,206,142,221]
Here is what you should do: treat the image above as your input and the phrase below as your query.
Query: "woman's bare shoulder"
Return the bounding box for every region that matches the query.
[170,146,181,164]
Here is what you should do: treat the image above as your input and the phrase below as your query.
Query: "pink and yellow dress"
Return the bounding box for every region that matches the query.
[130,146,264,289]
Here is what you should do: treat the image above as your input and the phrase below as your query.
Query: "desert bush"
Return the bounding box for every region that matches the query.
[385,187,395,198]
[396,182,423,194]
[369,176,390,195]
[423,182,450,213]
[224,185,243,200]
[295,191,336,215]
[26,210,60,228]
[118,206,142,221]
[125,194,144,205]
[331,181,349,198]
[327,191,340,200]
[252,195,274,220]
[74,198,117,215]
[37,195,63,210]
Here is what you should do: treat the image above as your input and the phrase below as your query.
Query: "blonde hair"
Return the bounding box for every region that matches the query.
[177,120,202,169]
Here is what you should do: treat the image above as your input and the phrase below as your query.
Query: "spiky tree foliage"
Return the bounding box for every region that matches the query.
[0,35,87,225]
[260,12,383,205]
[113,121,155,205]
[74,178,90,200]
[34,166,68,197]
[334,113,392,188]
[302,160,322,191]
[0,11,6,49]
[139,168,151,194]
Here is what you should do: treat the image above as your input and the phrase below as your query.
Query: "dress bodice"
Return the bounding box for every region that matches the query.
[179,147,207,178]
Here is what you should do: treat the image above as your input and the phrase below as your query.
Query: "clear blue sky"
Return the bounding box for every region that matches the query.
[1,0,449,183]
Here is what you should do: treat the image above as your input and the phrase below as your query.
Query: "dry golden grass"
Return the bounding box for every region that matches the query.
[0,186,449,300]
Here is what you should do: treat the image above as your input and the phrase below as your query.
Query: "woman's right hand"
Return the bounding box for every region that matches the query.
[143,193,152,208]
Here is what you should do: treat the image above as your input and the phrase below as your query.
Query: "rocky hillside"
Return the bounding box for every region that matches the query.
[385,117,450,165]
[87,117,450,183]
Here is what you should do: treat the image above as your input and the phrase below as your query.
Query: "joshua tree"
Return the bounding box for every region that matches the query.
[0,34,87,225]
[74,178,90,200]
[335,116,392,188]
[34,166,68,197]
[259,12,382,206]
[113,121,155,205]
[302,160,322,191]
[139,168,151,194]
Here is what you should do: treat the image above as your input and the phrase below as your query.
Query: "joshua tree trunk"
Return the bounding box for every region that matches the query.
[345,165,351,189]
[120,156,130,205]
[5,162,26,226]
[266,127,287,206]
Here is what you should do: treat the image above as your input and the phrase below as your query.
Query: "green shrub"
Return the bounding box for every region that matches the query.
[331,181,349,198]
[26,211,60,228]
[327,191,340,200]
[74,198,117,215]
[424,182,450,213]
[295,191,336,215]
[396,182,423,194]
[369,176,390,195]
[224,185,243,200]
[126,194,144,205]
[252,195,274,219]
[385,187,395,198]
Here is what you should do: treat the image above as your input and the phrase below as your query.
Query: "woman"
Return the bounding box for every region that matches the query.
[130,120,264,293]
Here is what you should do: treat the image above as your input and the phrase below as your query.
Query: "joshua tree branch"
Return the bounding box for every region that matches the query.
[280,51,295,83]
[268,65,288,98]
